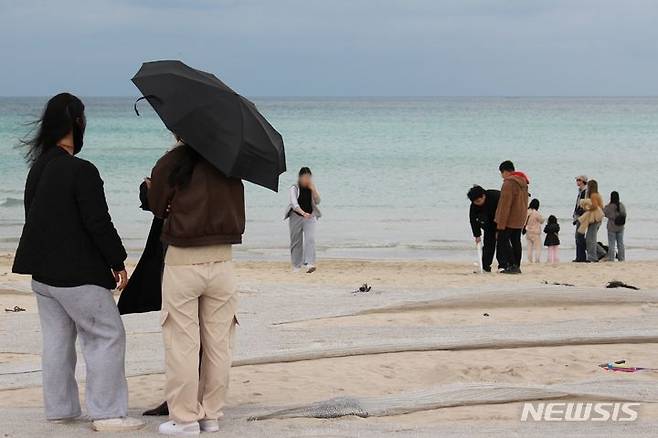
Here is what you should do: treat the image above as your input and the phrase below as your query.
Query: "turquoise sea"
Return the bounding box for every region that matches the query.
[1,97,657,261]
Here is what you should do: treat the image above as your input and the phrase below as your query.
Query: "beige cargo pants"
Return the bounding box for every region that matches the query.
[161,259,237,423]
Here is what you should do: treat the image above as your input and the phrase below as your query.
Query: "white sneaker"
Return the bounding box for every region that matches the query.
[158,420,200,436]
[199,419,220,432]
[91,416,145,432]
[292,266,301,273]
[306,265,316,273]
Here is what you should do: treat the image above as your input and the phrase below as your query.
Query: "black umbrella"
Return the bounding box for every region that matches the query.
[132,60,286,191]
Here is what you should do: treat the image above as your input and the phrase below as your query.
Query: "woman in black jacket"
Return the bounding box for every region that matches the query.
[12,93,143,432]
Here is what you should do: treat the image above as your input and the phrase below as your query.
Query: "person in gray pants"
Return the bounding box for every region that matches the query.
[33,281,129,421]
[284,167,321,273]
[603,191,626,261]
[11,94,143,432]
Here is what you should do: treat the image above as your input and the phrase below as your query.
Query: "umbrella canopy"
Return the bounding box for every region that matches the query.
[132,60,286,191]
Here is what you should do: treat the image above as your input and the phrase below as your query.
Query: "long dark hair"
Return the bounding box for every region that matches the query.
[20,93,86,165]
[168,143,201,188]
[529,198,540,210]
[610,191,620,207]
[297,166,312,186]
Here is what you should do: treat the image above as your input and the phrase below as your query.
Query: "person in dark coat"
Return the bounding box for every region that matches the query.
[544,215,561,264]
[117,179,170,416]
[11,93,144,432]
[573,175,588,262]
[467,185,501,272]
[117,181,164,316]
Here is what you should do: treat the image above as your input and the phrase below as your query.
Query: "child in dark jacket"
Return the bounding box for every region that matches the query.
[544,215,560,264]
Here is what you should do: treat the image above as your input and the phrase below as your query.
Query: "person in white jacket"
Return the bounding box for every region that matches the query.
[525,198,545,263]
[284,167,321,273]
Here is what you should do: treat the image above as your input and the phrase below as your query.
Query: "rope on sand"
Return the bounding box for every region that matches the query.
[272,287,658,326]
[232,333,658,367]
[4,331,657,379]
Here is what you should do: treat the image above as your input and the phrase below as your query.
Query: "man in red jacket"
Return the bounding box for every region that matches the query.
[494,160,530,274]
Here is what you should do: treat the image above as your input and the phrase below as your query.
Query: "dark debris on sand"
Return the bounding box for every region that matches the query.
[606,281,640,290]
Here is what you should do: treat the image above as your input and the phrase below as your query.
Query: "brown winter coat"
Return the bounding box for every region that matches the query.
[148,146,245,247]
[495,172,530,230]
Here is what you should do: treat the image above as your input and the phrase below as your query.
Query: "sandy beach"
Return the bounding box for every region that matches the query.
[3,2,658,437]
[2,253,658,436]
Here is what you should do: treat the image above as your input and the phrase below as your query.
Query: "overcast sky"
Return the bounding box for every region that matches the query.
[1,0,657,96]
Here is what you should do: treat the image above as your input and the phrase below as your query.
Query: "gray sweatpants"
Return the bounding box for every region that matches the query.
[32,280,128,420]
[289,213,317,268]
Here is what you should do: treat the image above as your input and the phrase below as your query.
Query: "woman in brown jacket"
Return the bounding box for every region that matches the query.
[583,179,604,262]
[147,140,245,435]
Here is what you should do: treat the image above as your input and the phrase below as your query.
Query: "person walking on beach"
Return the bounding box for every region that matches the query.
[544,215,561,264]
[148,139,245,435]
[494,160,530,274]
[603,191,626,261]
[11,93,144,432]
[572,175,589,262]
[580,179,604,262]
[524,199,544,263]
[467,185,501,272]
[285,167,321,273]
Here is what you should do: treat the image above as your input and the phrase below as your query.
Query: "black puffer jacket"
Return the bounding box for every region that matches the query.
[544,222,561,247]
[12,147,126,289]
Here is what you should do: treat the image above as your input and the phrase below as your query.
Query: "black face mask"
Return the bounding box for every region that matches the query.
[72,116,86,155]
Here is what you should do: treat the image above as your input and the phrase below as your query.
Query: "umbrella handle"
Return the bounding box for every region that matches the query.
[134,95,163,116]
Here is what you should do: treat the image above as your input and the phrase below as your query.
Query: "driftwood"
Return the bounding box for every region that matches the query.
[248,379,658,420]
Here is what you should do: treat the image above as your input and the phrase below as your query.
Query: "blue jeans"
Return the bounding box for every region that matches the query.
[608,229,625,261]
[586,221,601,262]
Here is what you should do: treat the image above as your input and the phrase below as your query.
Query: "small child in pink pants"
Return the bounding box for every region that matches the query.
[544,215,560,264]
[525,199,545,263]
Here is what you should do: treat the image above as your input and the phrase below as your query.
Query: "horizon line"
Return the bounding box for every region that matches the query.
[1,95,658,99]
